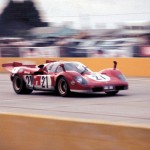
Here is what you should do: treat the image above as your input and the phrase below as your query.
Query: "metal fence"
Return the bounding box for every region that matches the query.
[0,45,150,57]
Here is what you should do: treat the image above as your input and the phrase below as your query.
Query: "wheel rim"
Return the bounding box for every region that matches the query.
[58,79,68,95]
[14,77,21,91]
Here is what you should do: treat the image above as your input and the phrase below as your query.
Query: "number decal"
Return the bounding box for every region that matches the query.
[40,75,51,89]
[88,74,110,82]
[95,75,101,80]
[24,75,33,87]
[41,76,48,88]
[91,74,103,80]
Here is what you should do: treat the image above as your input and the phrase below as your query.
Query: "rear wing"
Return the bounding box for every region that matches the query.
[45,60,56,63]
[2,62,36,68]
[2,62,36,72]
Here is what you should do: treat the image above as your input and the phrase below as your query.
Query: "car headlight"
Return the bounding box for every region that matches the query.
[75,76,88,85]
[118,74,127,81]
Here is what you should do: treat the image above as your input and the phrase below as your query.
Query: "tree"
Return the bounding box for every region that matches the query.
[0,0,48,37]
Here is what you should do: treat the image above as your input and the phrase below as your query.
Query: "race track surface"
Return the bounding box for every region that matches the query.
[0,74,150,126]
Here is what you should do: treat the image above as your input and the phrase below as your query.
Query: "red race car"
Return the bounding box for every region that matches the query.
[2,60,128,97]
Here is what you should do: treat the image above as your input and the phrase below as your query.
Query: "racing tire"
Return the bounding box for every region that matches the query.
[57,77,70,97]
[13,75,33,94]
[105,90,119,96]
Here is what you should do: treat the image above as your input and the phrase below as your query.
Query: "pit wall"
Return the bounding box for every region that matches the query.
[0,58,150,77]
[0,113,150,150]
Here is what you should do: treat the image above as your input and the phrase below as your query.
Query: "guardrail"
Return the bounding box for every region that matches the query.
[0,57,150,77]
[0,113,149,150]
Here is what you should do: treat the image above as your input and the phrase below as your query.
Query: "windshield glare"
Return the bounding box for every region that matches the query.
[64,62,92,73]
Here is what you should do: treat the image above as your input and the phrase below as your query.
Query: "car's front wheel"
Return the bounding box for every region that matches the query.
[57,77,70,97]
[13,75,33,94]
[105,90,119,96]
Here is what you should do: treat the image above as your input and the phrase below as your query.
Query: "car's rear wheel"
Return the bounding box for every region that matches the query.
[57,77,70,97]
[13,75,33,94]
[105,90,119,96]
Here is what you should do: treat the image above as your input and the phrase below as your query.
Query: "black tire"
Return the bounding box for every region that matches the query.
[57,77,70,97]
[13,75,33,94]
[105,90,119,96]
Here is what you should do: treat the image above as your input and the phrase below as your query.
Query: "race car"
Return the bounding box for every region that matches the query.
[2,60,128,97]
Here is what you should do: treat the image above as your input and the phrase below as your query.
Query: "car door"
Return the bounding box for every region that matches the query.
[33,62,60,90]
[33,75,53,90]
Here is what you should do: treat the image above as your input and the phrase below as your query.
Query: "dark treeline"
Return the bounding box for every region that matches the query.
[0,0,48,37]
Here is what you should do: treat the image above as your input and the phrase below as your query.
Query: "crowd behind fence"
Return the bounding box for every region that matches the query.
[0,37,150,58]
[0,45,150,58]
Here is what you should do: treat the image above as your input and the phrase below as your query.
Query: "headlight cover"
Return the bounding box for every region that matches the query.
[118,74,127,82]
[75,76,88,85]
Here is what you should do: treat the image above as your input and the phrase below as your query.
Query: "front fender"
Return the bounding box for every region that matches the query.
[100,68,127,82]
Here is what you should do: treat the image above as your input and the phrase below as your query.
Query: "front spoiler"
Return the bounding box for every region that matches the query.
[70,85,128,93]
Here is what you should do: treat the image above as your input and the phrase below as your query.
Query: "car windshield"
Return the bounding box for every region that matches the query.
[64,62,92,74]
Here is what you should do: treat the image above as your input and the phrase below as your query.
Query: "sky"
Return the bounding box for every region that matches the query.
[0,0,150,29]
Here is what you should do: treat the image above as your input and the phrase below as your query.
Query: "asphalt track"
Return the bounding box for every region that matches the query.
[0,74,150,126]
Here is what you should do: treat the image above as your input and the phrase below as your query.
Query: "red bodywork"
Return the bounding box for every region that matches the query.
[2,60,128,94]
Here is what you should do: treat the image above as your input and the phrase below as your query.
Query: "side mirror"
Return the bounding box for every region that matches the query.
[113,61,117,70]
[38,64,44,69]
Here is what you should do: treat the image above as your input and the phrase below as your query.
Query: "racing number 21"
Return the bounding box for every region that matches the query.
[41,76,49,88]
